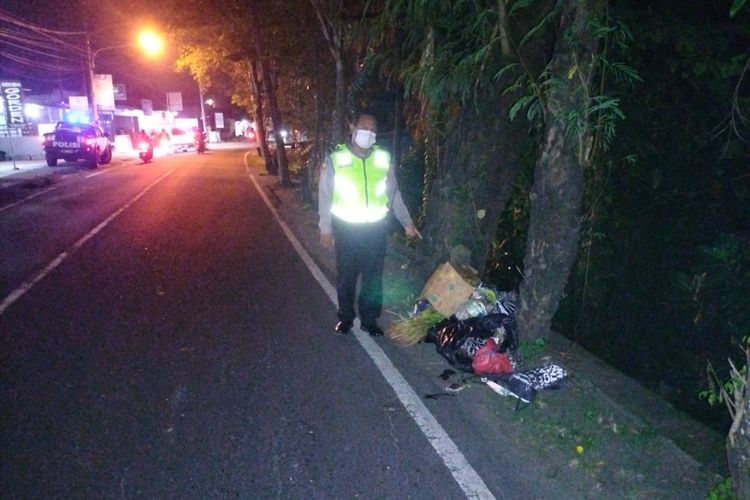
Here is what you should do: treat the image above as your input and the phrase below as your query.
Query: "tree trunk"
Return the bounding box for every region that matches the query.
[260,60,291,186]
[392,91,401,166]
[301,91,321,204]
[726,350,750,498]
[416,8,532,275]
[246,0,288,185]
[332,55,346,144]
[516,126,584,341]
[727,398,750,498]
[419,95,527,272]
[309,0,346,144]
[516,0,603,341]
[247,61,275,175]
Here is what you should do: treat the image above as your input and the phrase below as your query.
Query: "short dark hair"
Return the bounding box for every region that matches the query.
[351,109,378,126]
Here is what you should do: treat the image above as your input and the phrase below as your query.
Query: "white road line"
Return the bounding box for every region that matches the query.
[0,162,133,214]
[85,162,129,178]
[0,168,176,316]
[246,167,495,500]
[0,185,60,214]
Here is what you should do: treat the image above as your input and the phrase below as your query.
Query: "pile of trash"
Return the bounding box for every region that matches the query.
[387,263,567,410]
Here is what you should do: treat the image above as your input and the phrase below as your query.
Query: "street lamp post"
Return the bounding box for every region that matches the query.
[199,85,208,134]
[85,32,97,122]
[84,31,164,123]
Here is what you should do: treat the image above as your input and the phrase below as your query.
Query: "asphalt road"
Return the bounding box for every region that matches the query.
[0,145,591,499]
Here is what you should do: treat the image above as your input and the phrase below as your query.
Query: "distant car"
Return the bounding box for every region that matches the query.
[42,121,113,168]
[169,128,196,153]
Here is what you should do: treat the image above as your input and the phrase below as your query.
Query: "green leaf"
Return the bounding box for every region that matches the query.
[509,96,529,121]
[493,62,520,82]
[731,0,746,17]
[508,0,538,17]
[519,8,558,47]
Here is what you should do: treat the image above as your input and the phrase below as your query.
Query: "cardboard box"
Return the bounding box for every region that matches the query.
[420,262,480,317]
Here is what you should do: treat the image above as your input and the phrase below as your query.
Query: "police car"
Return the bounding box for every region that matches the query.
[42,121,113,168]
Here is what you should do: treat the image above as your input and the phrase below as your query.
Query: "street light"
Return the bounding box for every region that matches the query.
[86,31,164,122]
[138,31,164,55]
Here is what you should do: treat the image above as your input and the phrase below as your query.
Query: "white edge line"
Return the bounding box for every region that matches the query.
[246,166,495,500]
[85,162,127,178]
[0,168,176,316]
[0,161,132,214]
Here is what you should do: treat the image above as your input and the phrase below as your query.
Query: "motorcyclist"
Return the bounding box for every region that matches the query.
[137,129,154,156]
[195,128,206,153]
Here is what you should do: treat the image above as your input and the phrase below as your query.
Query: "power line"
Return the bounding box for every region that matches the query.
[1,51,83,73]
[0,9,87,54]
[0,28,73,50]
[0,38,80,62]
[0,9,87,36]
[0,66,82,84]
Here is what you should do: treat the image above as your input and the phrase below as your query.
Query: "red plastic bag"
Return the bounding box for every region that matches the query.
[472,338,514,376]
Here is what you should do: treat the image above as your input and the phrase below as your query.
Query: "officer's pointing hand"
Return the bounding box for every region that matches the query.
[405,225,422,240]
[321,232,334,250]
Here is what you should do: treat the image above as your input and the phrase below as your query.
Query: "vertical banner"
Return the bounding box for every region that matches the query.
[166,92,183,112]
[214,112,224,129]
[1,80,26,126]
[94,74,115,110]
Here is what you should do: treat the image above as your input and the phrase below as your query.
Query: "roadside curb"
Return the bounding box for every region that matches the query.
[248,155,726,497]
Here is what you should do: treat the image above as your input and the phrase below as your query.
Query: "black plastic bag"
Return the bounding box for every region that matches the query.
[475,313,518,352]
[425,313,515,372]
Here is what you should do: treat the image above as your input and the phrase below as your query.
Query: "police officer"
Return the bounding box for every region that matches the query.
[319,111,420,336]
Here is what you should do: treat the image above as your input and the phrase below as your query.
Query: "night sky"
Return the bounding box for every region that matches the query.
[1,0,200,109]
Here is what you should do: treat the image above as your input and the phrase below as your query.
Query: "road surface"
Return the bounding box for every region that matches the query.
[0,144,590,498]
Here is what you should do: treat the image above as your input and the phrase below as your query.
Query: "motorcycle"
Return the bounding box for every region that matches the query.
[138,141,154,163]
[195,131,206,154]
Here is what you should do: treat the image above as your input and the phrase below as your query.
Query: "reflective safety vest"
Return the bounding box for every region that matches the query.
[330,144,391,223]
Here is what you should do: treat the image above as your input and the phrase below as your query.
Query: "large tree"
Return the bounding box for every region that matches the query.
[372,1,549,272]
[167,0,312,184]
[516,0,607,340]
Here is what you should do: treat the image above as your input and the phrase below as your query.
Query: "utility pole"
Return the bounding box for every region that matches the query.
[85,32,98,122]
[199,85,208,134]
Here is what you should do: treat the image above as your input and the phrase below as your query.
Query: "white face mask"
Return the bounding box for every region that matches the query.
[352,129,376,149]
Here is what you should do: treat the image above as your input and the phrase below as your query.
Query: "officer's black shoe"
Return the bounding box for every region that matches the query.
[334,320,353,335]
[361,323,384,337]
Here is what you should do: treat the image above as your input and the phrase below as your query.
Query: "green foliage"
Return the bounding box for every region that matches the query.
[708,477,737,500]
[518,338,548,363]
[495,5,640,165]
[519,7,559,48]
[700,361,748,407]
[683,235,750,354]
[731,0,747,18]
[552,1,750,430]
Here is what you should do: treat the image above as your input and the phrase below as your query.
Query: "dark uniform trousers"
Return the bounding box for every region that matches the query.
[332,216,388,326]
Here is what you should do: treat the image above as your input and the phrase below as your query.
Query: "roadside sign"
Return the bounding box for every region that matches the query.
[166,92,183,112]
[215,112,224,129]
[69,95,89,112]
[94,74,115,110]
[0,80,24,170]
[1,80,25,126]
[114,84,127,101]
[141,99,153,115]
